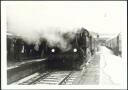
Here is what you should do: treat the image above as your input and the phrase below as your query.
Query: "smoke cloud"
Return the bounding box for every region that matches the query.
[6,4,82,51]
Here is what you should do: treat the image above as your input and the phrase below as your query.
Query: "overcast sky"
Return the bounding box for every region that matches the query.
[6,1,126,36]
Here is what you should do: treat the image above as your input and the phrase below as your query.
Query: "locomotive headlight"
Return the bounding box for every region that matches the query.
[51,48,55,53]
[73,48,77,52]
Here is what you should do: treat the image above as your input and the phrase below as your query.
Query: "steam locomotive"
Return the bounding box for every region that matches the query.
[105,33,121,56]
[44,28,98,69]
[7,27,98,69]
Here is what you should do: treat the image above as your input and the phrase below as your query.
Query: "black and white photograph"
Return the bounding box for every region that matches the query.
[1,1,127,89]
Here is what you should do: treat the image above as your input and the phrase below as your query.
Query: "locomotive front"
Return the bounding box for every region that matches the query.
[45,28,90,69]
[46,45,83,69]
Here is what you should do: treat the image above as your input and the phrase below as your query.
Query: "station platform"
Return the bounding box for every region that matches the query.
[7,58,47,84]
[73,53,100,85]
[73,46,122,85]
[7,58,46,70]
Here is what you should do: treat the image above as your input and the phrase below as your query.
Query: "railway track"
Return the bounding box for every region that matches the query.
[13,70,80,85]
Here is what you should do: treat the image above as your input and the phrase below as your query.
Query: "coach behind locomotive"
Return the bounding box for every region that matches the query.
[105,33,122,56]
